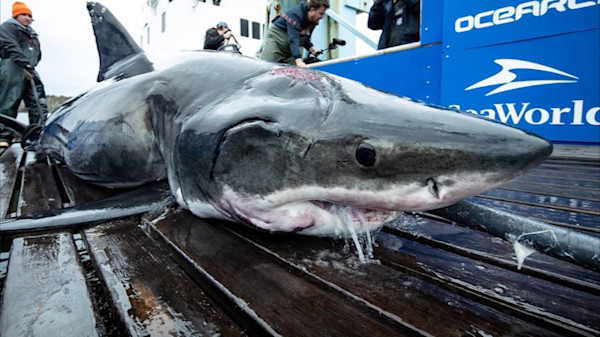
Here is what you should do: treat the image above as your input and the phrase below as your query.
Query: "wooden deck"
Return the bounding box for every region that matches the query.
[0,144,598,336]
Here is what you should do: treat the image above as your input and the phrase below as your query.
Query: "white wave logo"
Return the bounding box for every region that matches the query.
[466,59,579,96]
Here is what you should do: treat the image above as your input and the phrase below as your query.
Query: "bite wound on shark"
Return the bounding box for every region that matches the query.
[30,2,552,263]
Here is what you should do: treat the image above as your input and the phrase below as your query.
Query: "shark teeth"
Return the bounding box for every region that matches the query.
[310,200,398,228]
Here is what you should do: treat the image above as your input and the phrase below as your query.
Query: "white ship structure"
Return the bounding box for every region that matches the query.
[138,0,267,56]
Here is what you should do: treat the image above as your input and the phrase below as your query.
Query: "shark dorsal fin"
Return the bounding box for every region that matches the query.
[87,2,154,82]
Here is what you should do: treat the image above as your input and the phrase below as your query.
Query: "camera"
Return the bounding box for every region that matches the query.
[331,38,346,47]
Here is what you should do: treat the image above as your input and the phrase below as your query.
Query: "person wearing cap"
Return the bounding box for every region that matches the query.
[203,22,233,50]
[260,0,329,68]
[0,1,48,148]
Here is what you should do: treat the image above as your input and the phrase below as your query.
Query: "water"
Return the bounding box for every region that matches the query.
[334,206,380,264]
[513,241,537,270]
[511,229,558,270]
[72,232,129,336]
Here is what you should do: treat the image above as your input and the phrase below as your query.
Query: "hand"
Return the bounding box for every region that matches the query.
[223,31,233,39]
[309,47,319,56]
[23,68,34,80]
[295,58,307,68]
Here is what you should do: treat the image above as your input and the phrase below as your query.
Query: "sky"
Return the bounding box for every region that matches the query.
[0,0,144,96]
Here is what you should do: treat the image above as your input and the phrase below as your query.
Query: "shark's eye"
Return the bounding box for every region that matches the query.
[356,143,376,167]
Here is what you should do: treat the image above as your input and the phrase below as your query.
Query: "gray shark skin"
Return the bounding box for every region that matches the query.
[35,2,552,237]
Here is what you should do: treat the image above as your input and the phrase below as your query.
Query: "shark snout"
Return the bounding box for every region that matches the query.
[384,110,554,209]
[480,127,553,176]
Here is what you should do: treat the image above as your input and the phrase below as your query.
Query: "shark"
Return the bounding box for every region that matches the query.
[2,2,552,237]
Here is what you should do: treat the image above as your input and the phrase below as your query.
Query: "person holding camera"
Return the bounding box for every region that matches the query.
[204,21,233,50]
[260,0,329,68]
[368,0,420,50]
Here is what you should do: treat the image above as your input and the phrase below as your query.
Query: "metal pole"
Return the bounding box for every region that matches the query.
[29,78,45,123]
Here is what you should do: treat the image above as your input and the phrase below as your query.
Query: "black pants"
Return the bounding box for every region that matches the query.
[0,60,48,143]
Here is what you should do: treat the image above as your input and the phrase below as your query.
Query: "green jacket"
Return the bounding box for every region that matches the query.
[0,18,41,71]
[0,18,47,136]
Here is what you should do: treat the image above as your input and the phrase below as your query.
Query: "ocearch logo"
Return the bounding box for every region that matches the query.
[465,58,578,96]
[455,0,600,33]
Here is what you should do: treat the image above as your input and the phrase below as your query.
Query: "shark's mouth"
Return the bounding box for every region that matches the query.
[248,199,400,237]
[309,200,398,228]
[219,191,401,237]
[213,182,446,237]
[303,200,400,237]
[214,174,502,237]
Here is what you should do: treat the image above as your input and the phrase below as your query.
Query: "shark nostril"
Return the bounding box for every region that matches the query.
[427,178,440,199]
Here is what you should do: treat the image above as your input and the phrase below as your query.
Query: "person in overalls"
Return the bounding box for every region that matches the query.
[260,0,329,68]
[0,1,48,148]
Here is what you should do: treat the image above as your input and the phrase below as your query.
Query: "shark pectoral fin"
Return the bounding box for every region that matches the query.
[0,181,174,233]
[0,115,41,149]
[0,114,26,136]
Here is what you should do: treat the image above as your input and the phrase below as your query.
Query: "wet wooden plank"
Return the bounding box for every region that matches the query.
[385,214,600,291]
[54,162,115,206]
[551,145,600,160]
[523,169,600,183]
[543,157,600,166]
[214,217,573,337]
[479,189,600,215]
[499,180,600,202]
[538,157,600,169]
[18,152,63,217]
[0,232,99,336]
[84,218,247,337]
[0,145,23,218]
[375,233,600,336]
[526,162,600,180]
[528,161,600,174]
[466,197,600,233]
[515,173,599,190]
[149,209,423,337]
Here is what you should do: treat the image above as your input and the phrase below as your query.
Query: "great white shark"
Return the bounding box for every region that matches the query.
[5,2,553,237]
